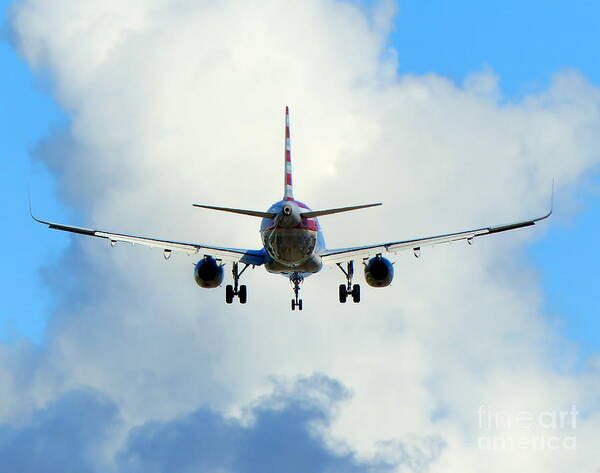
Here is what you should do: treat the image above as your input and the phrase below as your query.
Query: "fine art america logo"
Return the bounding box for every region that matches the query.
[477,405,578,451]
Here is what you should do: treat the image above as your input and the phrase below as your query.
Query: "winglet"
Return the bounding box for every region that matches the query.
[28,193,51,226]
[28,186,33,219]
[534,179,555,223]
[28,183,41,223]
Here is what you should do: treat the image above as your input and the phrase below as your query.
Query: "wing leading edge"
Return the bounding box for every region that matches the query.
[31,213,265,266]
[321,206,552,265]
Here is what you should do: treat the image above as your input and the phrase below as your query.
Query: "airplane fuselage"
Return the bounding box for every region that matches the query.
[260,199,325,276]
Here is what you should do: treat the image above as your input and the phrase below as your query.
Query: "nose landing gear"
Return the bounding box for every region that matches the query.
[290,272,304,310]
[226,262,249,304]
[336,261,360,303]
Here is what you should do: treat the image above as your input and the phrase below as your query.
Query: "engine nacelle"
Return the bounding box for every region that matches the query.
[194,256,224,288]
[364,255,394,288]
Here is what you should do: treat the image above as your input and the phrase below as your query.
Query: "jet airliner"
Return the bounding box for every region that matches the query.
[33,107,552,310]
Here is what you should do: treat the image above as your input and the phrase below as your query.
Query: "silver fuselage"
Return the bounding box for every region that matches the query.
[260,199,325,277]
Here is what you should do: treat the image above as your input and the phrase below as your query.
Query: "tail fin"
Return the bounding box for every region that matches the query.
[284,106,294,201]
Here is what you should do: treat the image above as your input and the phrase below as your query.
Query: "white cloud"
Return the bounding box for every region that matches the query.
[0,376,404,473]
[6,0,600,471]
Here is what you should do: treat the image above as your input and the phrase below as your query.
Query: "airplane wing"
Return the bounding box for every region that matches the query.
[31,214,265,266]
[321,207,552,265]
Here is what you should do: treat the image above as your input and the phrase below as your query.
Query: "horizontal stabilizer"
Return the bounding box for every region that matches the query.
[301,203,382,218]
[193,204,277,219]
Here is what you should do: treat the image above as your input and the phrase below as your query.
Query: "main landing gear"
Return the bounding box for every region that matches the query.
[226,262,249,304]
[290,272,304,311]
[336,261,360,303]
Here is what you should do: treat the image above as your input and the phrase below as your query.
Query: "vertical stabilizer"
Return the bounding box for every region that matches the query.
[284,106,294,201]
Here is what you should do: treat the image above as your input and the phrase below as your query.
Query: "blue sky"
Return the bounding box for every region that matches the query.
[1,0,68,342]
[2,0,599,355]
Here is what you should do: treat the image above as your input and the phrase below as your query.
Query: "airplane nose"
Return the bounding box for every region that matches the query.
[283,205,293,215]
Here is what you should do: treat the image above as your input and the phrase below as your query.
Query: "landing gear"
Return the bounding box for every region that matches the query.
[290,272,304,310]
[351,284,360,302]
[339,284,348,303]
[226,284,235,304]
[226,262,249,304]
[238,284,247,304]
[338,284,360,303]
[336,261,360,303]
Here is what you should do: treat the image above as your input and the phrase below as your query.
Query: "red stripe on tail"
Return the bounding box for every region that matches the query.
[283,106,294,201]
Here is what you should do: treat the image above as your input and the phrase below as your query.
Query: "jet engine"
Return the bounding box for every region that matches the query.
[194,256,224,288]
[364,255,394,287]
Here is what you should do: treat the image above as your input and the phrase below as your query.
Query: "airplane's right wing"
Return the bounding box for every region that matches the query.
[321,207,552,265]
[32,214,265,265]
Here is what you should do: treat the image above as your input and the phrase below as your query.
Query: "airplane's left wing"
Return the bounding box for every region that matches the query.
[32,215,265,265]
[321,208,552,265]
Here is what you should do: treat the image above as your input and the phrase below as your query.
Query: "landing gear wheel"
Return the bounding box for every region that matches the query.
[228,262,250,305]
[351,284,360,303]
[238,285,247,304]
[337,261,359,305]
[339,284,348,303]
[225,285,234,304]
[290,273,304,311]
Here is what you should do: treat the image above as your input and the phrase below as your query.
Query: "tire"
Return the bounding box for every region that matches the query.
[225,285,234,304]
[238,285,247,304]
[352,284,361,303]
[298,299,303,311]
[291,299,296,311]
[339,284,348,303]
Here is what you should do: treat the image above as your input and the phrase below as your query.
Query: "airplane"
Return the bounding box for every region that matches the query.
[32,107,552,310]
